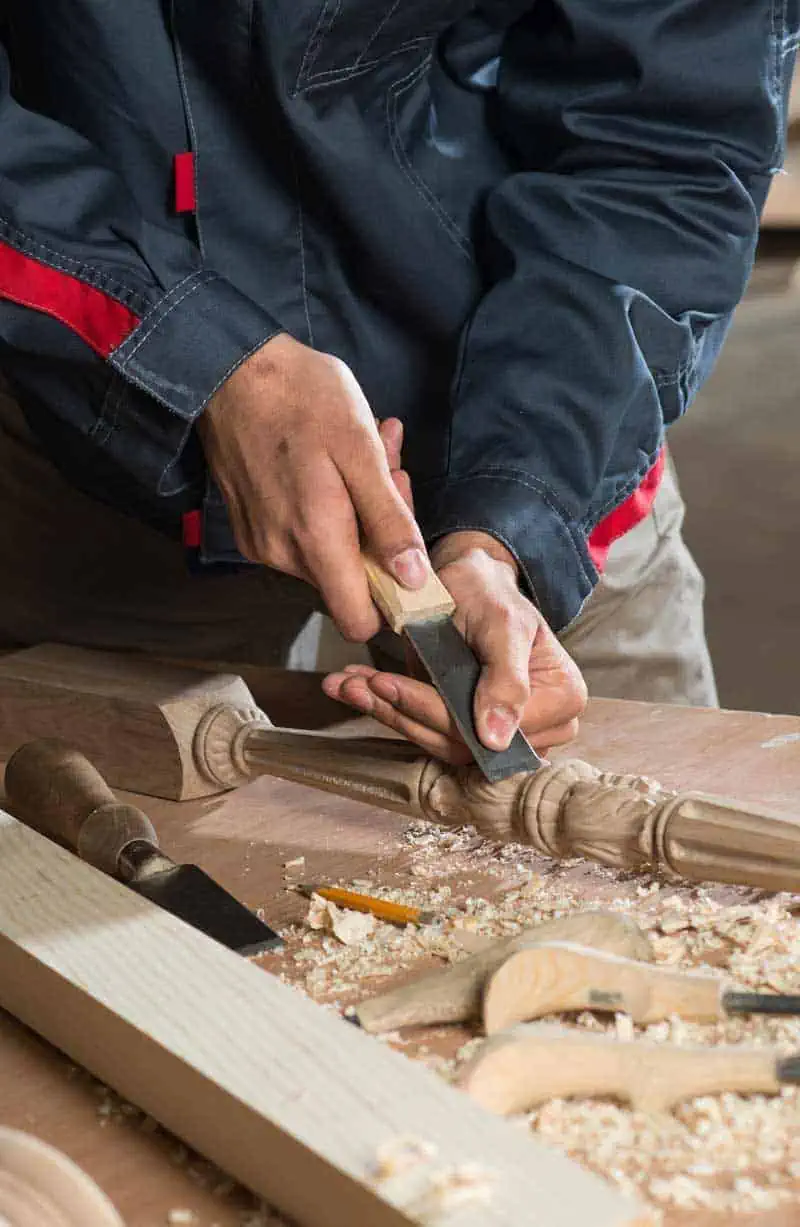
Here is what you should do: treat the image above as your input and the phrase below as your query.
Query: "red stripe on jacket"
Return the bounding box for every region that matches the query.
[0,235,663,576]
[0,240,140,356]
[174,152,197,214]
[588,449,665,572]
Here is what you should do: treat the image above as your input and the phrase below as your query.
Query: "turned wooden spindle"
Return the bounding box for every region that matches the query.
[1,645,798,895]
[195,709,800,893]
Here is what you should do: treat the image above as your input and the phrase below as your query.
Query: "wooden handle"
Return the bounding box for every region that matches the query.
[355,911,654,1033]
[460,1025,782,1115]
[4,739,157,876]
[482,942,724,1034]
[363,556,455,633]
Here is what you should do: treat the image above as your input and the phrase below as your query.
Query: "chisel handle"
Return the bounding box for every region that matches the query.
[483,941,724,1032]
[5,739,158,876]
[461,1025,783,1115]
[363,556,455,634]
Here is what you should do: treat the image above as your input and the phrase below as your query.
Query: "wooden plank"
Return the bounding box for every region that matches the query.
[0,807,650,1227]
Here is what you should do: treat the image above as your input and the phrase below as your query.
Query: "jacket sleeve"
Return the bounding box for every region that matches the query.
[416,0,797,630]
[0,38,281,528]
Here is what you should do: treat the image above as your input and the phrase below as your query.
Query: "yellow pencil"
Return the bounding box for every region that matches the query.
[296,883,435,927]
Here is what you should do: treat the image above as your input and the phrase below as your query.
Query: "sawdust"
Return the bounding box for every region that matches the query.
[371,1136,494,1221]
[78,811,800,1224]
[281,816,800,1217]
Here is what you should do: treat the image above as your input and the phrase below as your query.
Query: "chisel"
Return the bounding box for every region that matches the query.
[4,739,283,955]
[481,941,800,1033]
[460,1023,800,1115]
[364,557,543,782]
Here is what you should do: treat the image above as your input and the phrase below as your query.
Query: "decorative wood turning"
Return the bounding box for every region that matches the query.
[1,645,798,893]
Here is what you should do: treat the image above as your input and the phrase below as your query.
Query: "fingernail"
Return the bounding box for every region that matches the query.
[392,547,429,589]
[482,705,517,749]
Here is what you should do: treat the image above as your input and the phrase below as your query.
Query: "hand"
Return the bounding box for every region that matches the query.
[323,529,588,762]
[198,334,431,641]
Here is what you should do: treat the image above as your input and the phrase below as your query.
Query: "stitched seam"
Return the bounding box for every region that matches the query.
[354,0,404,68]
[0,288,114,354]
[294,0,340,92]
[428,519,544,610]
[297,38,431,91]
[0,220,150,316]
[112,273,211,367]
[386,61,474,258]
[434,470,595,585]
[291,151,315,347]
[769,0,786,166]
[169,0,206,258]
[445,465,574,524]
[578,442,664,528]
[205,328,282,402]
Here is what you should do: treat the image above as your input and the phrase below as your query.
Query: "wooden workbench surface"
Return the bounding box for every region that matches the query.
[1,687,799,1227]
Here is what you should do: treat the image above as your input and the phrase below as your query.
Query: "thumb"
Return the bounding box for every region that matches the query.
[470,614,534,750]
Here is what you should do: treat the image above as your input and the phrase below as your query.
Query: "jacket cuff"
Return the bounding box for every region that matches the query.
[414,473,598,633]
[98,271,281,499]
[108,270,281,420]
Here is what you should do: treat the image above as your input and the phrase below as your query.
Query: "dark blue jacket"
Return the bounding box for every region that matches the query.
[0,1,795,629]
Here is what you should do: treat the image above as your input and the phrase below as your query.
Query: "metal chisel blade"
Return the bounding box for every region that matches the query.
[404,616,544,783]
[131,864,283,956]
[723,991,800,1016]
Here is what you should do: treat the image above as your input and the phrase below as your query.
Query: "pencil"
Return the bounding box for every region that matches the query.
[296,883,436,927]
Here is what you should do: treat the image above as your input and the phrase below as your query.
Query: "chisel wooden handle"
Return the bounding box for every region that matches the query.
[5,739,158,876]
[460,1025,785,1114]
[355,913,654,1032]
[363,556,454,634]
[483,941,724,1033]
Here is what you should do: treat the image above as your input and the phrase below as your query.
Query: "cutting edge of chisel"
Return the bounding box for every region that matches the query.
[403,615,544,783]
[131,863,284,957]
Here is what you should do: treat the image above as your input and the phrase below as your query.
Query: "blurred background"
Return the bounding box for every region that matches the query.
[292,80,800,716]
[669,78,800,714]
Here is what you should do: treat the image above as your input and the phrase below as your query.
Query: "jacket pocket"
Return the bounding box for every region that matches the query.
[293,0,467,92]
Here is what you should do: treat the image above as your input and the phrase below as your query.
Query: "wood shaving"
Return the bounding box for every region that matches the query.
[282,818,800,1218]
[371,1136,494,1222]
[305,894,377,945]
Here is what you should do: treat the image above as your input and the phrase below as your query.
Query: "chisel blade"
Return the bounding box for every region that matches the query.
[131,864,283,956]
[404,616,544,783]
[723,990,800,1017]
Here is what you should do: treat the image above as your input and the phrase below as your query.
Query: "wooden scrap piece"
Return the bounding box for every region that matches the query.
[356,912,653,1033]
[0,808,652,1227]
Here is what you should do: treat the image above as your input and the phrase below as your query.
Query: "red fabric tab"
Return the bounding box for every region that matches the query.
[182,509,202,549]
[174,152,196,214]
[0,240,139,357]
[588,449,666,572]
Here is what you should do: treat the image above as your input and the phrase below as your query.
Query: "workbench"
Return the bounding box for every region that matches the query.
[1,682,799,1227]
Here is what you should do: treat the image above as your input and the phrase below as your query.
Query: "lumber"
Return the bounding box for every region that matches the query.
[0,806,650,1227]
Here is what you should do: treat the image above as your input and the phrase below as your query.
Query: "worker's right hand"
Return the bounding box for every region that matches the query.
[198,333,431,641]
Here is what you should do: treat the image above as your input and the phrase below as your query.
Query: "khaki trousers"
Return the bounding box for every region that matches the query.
[0,388,717,706]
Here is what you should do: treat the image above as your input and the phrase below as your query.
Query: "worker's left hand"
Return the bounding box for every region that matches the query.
[322,422,587,762]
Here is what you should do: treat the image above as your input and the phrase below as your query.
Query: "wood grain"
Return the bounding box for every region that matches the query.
[0,644,259,800]
[363,557,455,633]
[1,694,799,1227]
[0,807,649,1227]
